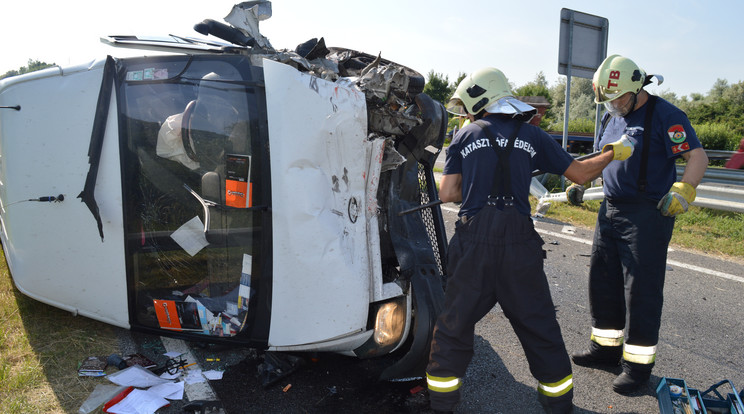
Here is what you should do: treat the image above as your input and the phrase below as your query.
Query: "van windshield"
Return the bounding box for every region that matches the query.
[118,56,265,339]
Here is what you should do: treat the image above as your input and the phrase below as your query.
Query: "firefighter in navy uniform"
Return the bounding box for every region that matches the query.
[570,55,708,394]
[425,68,634,414]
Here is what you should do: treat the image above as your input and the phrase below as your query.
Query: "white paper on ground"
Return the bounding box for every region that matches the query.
[148,381,185,400]
[105,388,169,414]
[203,370,224,380]
[107,365,173,388]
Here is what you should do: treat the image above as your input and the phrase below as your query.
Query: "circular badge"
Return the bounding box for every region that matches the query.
[667,125,687,143]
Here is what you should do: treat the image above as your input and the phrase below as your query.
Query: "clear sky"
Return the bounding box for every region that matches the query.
[2,0,741,98]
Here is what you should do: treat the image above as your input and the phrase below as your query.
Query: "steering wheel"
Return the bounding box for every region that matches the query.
[180,100,199,162]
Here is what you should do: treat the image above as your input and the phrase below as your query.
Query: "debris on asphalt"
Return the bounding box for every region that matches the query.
[409,385,424,394]
[257,352,305,387]
[107,354,129,370]
[78,356,108,377]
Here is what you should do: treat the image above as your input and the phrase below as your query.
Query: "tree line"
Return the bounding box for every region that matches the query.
[423,70,744,152]
[1,60,56,80]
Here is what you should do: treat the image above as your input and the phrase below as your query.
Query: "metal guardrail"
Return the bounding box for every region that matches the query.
[532,150,744,213]
[534,183,744,214]
[681,165,744,185]
[705,150,737,161]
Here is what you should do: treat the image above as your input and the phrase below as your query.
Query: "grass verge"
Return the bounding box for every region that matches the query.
[530,197,744,260]
[0,248,120,413]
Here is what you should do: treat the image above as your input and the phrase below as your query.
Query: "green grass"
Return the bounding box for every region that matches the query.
[531,198,744,259]
[0,248,120,413]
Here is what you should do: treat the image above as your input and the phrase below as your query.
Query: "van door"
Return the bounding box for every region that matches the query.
[263,59,376,347]
[0,60,129,327]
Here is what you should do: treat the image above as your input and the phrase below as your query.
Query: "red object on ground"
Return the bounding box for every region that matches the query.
[725,138,744,170]
[409,385,424,394]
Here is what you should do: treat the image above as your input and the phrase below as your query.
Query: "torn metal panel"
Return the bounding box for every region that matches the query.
[224,1,274,50]
[357,65,411,102]
[368,106,421,137]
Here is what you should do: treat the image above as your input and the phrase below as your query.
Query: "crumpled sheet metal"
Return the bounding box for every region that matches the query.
[368,107,420,137]
[367,134,406,173]
[357,65,411,102]
[225,1,274,50]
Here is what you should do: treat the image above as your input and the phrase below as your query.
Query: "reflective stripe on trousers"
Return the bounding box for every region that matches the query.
[590,327,656,365]
[538,374,574,397]
[623,343,657,365]
[426,373,461,393]
[590,327,624,347]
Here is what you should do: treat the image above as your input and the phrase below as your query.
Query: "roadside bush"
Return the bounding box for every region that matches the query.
[693,122,741,150]
[546,118,596,134]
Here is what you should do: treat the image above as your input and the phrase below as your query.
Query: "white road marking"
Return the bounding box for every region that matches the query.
[441,204,743,283]
[561,226,576,234]
[535,228,591,246]
[665,259,744,284]
[535,227,743,284]
[160,337,220,402]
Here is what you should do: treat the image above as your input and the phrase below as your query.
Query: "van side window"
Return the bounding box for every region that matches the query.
[119,57,261,338]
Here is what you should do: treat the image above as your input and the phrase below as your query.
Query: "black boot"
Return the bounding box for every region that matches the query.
[612,361,652,394]
[571,341,621,367]
[537,391,574,414]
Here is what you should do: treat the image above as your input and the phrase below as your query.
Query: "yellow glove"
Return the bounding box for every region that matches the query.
[602,134,634,161]
[657,182,696,216]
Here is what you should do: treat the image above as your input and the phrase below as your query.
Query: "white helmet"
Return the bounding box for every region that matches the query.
[446,67,535,119]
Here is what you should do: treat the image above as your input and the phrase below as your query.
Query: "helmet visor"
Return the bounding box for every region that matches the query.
[594,84,627,104]
[484,96,536,116]
[602,92,636,118]
[446,97,467,116]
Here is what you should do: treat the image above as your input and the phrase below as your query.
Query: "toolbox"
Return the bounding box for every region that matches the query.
[657,377,744,414]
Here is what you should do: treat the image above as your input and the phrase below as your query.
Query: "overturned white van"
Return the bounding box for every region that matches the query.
[0,3,447,380]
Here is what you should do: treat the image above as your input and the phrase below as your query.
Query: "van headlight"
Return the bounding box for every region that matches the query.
[354,295,410,358]
[374,299,406,346]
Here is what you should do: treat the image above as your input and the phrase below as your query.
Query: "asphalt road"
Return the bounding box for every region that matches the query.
[124,201,743,414]
[440,204,744,413]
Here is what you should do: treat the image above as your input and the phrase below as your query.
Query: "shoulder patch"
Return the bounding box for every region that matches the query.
[671,142,690,154]
[667,125,687,143]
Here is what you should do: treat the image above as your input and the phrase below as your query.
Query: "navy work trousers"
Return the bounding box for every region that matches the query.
[427,205,572,412]
[588,198,675,347]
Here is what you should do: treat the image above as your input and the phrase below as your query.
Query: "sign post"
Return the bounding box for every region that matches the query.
[557,9,608,187]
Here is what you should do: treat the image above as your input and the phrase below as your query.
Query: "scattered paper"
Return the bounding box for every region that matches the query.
[163,351,182,359]
[159,371,181,381]
[107,365,173,388]
[184,369,206,384]
[203,370,224,380]
[105,388,169,414]
[148,381,184,400]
